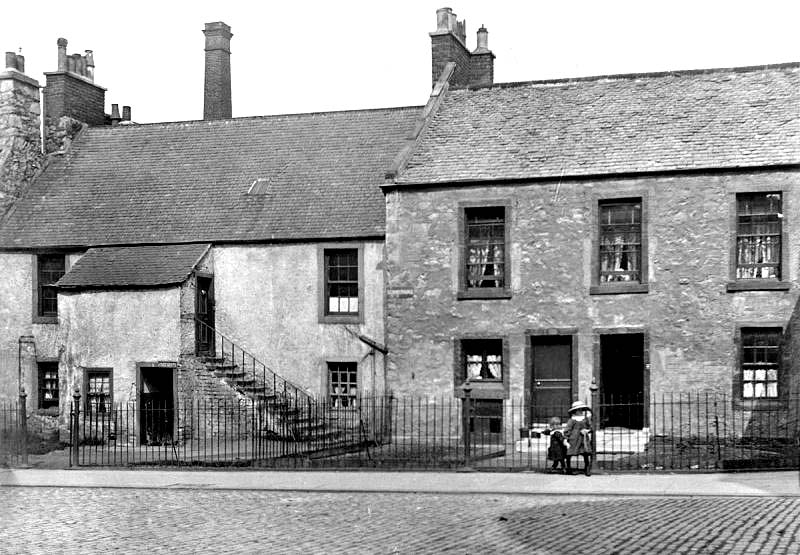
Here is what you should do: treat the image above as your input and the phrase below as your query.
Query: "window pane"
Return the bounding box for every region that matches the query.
[463,339,503,381]
[328,362,358,408]
[736,193,782,280]
[465,207,506,289]
[766,383,778,398]
[743,382,754,398]
[741,328,781,400]
[325,249,359,315]
[599,201,642,283]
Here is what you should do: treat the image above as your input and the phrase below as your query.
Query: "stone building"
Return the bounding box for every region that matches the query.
[384,11,799,437]
[0,8,797,445]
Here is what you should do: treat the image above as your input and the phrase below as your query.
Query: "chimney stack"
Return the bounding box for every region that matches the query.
[203,21,232,120]
[122,105,131,122]
[430,8,494,89]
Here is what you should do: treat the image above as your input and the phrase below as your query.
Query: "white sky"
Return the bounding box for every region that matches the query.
[4,1,798,123]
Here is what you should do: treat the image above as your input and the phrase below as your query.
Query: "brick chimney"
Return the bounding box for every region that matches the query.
[0,50,42,215]
[203,22,232,120]
[429,8,494,89]
[43,37,106,153]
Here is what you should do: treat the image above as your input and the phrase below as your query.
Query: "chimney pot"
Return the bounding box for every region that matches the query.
[110,103,121,126]
[84,50,95,81]
[436,7,452,31]
[57,38,68,71]
[122,106,131,121]
[476,26,488,51]
[5,52,17,70]
[15,53,24,73]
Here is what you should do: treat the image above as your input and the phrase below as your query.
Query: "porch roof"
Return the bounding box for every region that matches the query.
[57,243,210,289]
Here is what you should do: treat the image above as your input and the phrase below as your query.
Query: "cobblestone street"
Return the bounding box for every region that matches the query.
[1,487,798,554]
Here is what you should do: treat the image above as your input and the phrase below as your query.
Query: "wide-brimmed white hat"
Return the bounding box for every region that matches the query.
[568,400,590,414]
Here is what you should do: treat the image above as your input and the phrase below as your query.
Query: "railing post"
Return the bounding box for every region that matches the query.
[589,377,599,467]
[18,389,28,466]
[72,387,81,467]
[462,381,472,469]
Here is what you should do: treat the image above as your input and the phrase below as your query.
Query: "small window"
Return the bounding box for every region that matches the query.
[462,339,503,382]
[37,254,65,317]
[328,362,358,408]
[468,399,503,435]
[741,328,780,399]
[324,249,359,316]
[736,193,782,280]
[85,369,113,413]
[37,362,59,409]
[599,200,642,283]
[464,207,506,290]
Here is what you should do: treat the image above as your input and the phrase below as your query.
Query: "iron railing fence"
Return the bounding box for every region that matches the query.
[0,399,27,467]
[69,392,800,471]
[193,317,315,412]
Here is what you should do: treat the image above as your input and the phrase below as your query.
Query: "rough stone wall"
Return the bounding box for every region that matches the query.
[212,242,386,400]
[0,71,42,216]
[385,170,800,422]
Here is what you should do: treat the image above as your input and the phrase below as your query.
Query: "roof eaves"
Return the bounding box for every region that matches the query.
[384,62,456,183]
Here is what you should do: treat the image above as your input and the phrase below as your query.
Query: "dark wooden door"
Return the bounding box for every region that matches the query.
[139,368,174,445]
[195,276,215,355]
[531,336,572,423]
[600,333,644,428]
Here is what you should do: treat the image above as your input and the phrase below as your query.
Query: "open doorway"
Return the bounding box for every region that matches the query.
[599,333,645,429]
[139,367,175,445]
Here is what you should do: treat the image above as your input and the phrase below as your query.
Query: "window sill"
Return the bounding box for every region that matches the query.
[457,289,512,300]
[32,315,58,324]
[589,283,649,295]
[733,397,788,410]
[726,281,791,292]
[454,381,506,399]
[320,314,363,325]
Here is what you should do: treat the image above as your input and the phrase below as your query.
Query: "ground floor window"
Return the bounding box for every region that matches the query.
[328,362,358,408]
[741,328,781,399]
[37,361,59,409]
[85,368,113,413]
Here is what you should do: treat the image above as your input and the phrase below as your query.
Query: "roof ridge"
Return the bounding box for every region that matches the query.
[86,104,425,130]
[463,61,800,92]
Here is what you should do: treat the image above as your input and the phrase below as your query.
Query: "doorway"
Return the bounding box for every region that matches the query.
[139,367,175,445]
[599,333,645,428]
[195,275,215,355]
[530,335,574,423]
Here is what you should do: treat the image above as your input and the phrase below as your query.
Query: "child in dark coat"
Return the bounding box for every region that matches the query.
[564,400,594,476]
[546,416,567,473]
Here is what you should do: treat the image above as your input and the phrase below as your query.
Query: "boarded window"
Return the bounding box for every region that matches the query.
[465,207,506,289]
[328,362,358,408]
[741,328,780,399]
[599,200,641,283]
[736,193,782,280]
[325,249,359,315]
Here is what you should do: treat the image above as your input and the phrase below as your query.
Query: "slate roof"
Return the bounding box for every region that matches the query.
[396,63,800,185]
[57,243,210,289]
[0,106,420,248]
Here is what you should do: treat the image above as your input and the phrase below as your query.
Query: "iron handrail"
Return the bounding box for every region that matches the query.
[193,316,315,409]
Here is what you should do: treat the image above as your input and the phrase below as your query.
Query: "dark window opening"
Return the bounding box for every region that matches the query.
[328,362,358,408]
[465,207,506,289]
[741,328,780,399]
[324,249,359,316]
[37,254,65,317]
[599,201,641,283]
[86,369,112,413]
[462,338,503,381]
[736,193,782,280]
[468,399,503,435]
[37,362,59,409]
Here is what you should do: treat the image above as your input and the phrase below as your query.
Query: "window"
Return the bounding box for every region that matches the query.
[468,399,503,435]
[462,339,503,382]
[741,328,780,399]
[37,362,59,409]
[465,207,505,289]
[735,193,782,280]
[328,362,358,408]
[85,369,112,413]
[36,254,65,318]
[599,200,642,283]
[321,248,362,322]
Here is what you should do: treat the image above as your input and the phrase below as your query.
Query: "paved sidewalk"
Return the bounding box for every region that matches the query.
[1,467,798,496]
